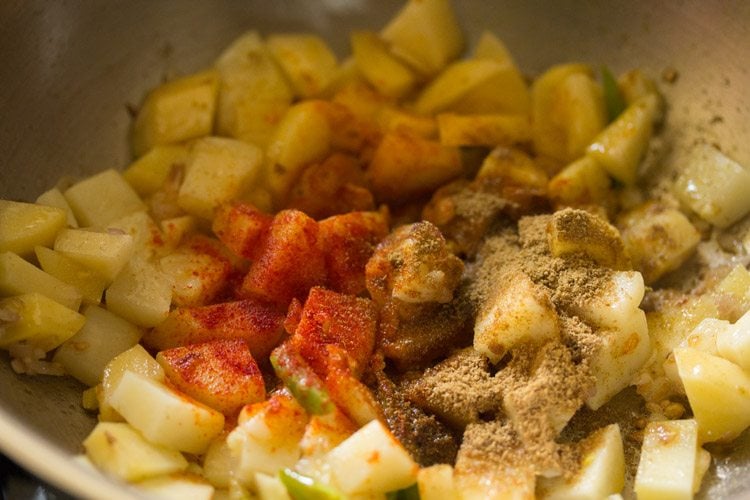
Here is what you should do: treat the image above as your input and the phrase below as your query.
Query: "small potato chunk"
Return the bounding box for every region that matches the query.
[53,305,142,386]
[178,137,263,220]
[0,200,67,256]
[123,145,190,197]
[548,156,613,211]
[110,370,225,454]
[105,258,174,328]
[35,246,107,305]
[0,293,85,351]
[381,0,463,77]
[351,31,416,99]
[212,201,273,260]
[716,309,750,372]
[0,251,82,310]
[64,169,146,227]
[53,228,134,282]
[83,422,187,482]
[325,419,419,495]
[100,345,164,422]
[418,464,458,500]
[267,34,338,98]
[634,419,703,500]
[143,299,285,360]
[368,133,462,203]
[157,339,265,415]
[674,143,750,228]
[617,202,700,284]
[547,208,628,270]
[474,271,559,363]
[132,69,219,157]
[35,187,78,227]
[437,113,531,147]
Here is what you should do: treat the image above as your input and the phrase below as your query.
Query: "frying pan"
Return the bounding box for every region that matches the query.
[0,1,749,498]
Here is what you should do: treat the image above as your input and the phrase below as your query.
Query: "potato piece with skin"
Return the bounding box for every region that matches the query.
[53,228,134,282]
[368,132,462,203]
[110,370,225,454]
[64,169,146,228]
[35,187,78,227]
[105,258,174,328]
[178,137,264,220]
[351,31,416,99]
[53,305,142,386]
[437,113,531,147]
[617,202,700,284]
[0,293,85,351]
[267,34,338,98]
[83,422,188,482]
[547,208,628,270]
[0,200,67,256]
[143,299,285,360]
[240,209,327,305]
[157,340,265,416]
[0,251,82,310]
[132,69,218,157]
[123,145,190,197]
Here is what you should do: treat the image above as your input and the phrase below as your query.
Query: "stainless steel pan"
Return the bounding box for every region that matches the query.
[1,1,749,498]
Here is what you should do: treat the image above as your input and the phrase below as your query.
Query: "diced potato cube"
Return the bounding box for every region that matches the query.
[53,305,142,386]
[299,408,356,458]
[255,473,292,500]
[178,137,263,220]
[53,228,134,282]
[547,208,628,270]
[437,113,531,147]
[351,31,416,99]
[265,101,332,204]
[0,251,81,310]
[716,309,750,372]
[418,464,458,500]
[110,370,225,454]
[100,345,165,422]
[63,169,146,228]
[35,246,107,305]
[325,419,418,495]
[35,187,78,227]
[539,424,625,500]
[675,347,750,443]
[532,64,606,163]
[132,69,219,156]
[227,392,308,483]
[586,93,660,185]
[475,145,549,189]
[548,156,613,210]
[0,200,67,256]
[105,210,166,261]
[159,242,233,308]
[123,145,190,196]
[381,0,463,76]
[136,475,215,500]
[0,293,85,351]
[663,318,725,393]
[617,202,700,284]
[634,419,702,500]
[267,34,338,98]
[105,258,174,328]
[674,143,750,228]
[368,132,462,202]
[474,271,559,363]
[711,264,750,323]
[202,436,235,488]
[377,107,437,139]
[160,215,197,250]
[83,422,187,482]
[215,32,294,148]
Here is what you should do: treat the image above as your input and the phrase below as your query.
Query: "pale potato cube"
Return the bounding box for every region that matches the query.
[137,475,214,500]
[716,309,750,372]
[106,258,173,328]
[674,143,750,228]
[0,293,85,351]
[203,436,235,488]
[569,270,645,331]
[215,32,294,148]
[351,31,416,99]
[264,101,332,204]
[325,419,418,495]
[539,424,625,500]
[675,347,750,443]
[53,305,142,386]
[0,200,67,256]
[437,113,531,147]
[267,34,338,98]
[178,137,263,220]
[255,473,292,500]
[381,0,463,76]
[100,344,165,422]
[711,264,750,322]
[53,228,134,282]
[587,93,660,185]
[663,318,726,393]
[548,155,613,209]
[0,251,81,310]
[64,169,146,227]
[35,246,107,305]
[547,208,628,269]
[474,271,559,363]
[418,464,457,500]
[634,419,702,500]
[300,408,356,458]
[123,145,190,196]
[227,393,307,483]
[35,187,78,227]
[617,202,700,284]
[110,370,225,454]
[83,422,187,482]
[132,69,219,156]
[105,210,166,261]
